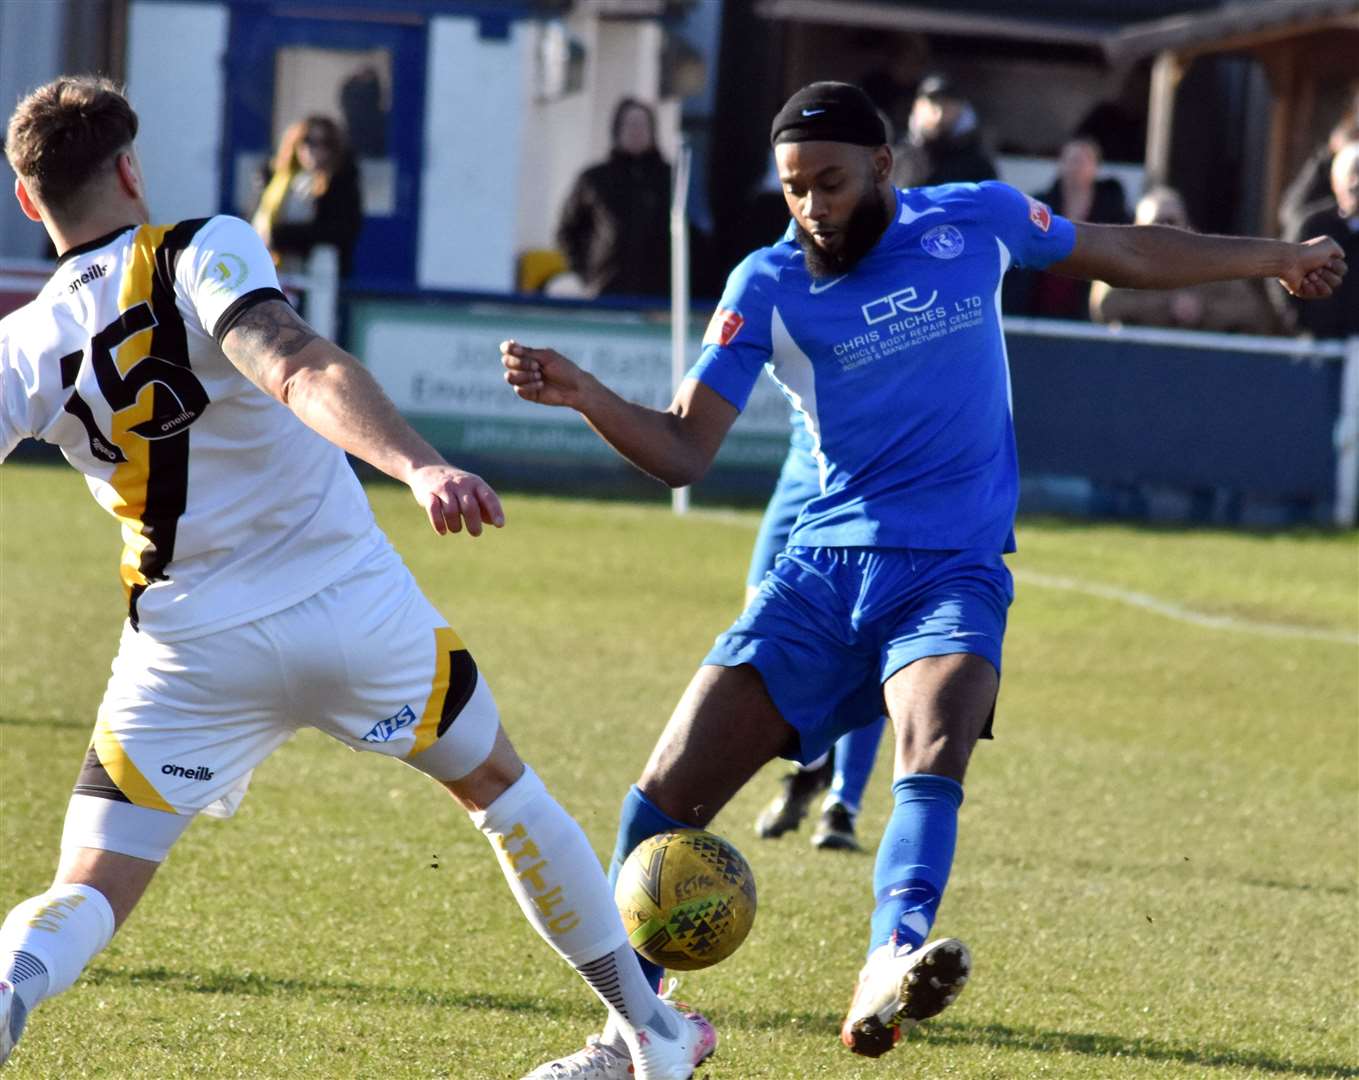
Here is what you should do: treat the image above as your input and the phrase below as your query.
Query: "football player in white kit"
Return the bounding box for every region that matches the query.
[0,76,714,1079]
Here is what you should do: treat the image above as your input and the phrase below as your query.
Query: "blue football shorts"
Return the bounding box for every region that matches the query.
[707,546,1013,763]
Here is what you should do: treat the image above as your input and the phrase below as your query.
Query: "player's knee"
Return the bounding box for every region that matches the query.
[438,726,525,812]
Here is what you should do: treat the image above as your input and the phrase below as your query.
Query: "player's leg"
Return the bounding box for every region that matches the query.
[313,553,713,1080]
[840,549,1012,1057]
[581,661,794,1064]
[840,654,994,1057]
[1,617,280,1067]
[544,549,862,1074]
[0,799,192,1065]
[424,720,717,1080]
[811,716,887,851]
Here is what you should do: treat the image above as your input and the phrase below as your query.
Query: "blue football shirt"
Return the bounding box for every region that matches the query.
[690,182,1076,553]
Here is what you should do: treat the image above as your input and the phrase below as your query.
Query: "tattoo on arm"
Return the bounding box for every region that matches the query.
[221,299,321,392]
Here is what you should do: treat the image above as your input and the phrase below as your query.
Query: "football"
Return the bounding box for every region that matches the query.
[614,829,757,971]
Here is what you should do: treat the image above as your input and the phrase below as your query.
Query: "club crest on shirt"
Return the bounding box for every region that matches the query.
[920,224,965,260]
[1026,197,1053,233]
[703,308,744,347]
[204,252,249,293]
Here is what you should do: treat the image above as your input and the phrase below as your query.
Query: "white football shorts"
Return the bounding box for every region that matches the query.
[62,541,500,862]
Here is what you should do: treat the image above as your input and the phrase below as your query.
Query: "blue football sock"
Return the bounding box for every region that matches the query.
[827,716,887,815]
[868,773,964,956]
[609,785,688,989]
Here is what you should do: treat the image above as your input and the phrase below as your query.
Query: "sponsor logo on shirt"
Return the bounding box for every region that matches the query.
[67,262,108,294]
[205,252,249,294]
[703,308,744,347]
[920,224,965,260]
[862,285,940,326]
[362,704,418,743]
[1026,196,1052,233]
[161,763,216,781]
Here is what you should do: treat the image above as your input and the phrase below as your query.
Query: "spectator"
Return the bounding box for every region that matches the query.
[860,33,931,138]
[1277,83,1359,238]
[892,74,997,188]
[1026,137,1131,320]
[1091,187,1280,335]
[251,116,363,277]
[340,66,388,158]
[1074,65,1152,164]
[1286,141,1359,339]
[555,98,671,298]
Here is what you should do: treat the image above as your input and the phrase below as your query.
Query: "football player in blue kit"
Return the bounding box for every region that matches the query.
[502,82,1346,1072]
[749,419,886,852]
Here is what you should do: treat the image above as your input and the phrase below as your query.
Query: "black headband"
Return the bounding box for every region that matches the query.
[770,82,886,148]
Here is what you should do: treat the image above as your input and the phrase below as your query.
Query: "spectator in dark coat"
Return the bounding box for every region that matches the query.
[556,98,671,298]
[1026,137,1131,320]
[251,116,363,278]
[1287,140,1359,339]
[892,74,997,188]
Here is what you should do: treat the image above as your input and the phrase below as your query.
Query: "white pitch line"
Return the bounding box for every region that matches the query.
[1016,569,1359,646]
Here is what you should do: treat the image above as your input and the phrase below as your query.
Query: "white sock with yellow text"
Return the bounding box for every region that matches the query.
[471,767,674,1040]
[0,884,115,1014]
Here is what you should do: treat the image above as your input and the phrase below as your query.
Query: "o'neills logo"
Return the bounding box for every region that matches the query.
[68,263,108,294]
[161,763,215,781]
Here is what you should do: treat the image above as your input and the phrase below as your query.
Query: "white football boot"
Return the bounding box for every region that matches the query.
[521,1003,716,1080]
[839,937,970,1057]
[519,1033,631,1079]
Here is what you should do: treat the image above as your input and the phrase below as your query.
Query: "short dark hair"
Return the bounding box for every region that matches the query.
[4,75,139,214]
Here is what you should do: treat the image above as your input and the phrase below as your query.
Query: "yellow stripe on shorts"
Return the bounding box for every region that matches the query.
[410,626,466,757]
[91,716,176,813]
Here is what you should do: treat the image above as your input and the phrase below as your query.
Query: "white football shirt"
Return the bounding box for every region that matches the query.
[0,215,383,640]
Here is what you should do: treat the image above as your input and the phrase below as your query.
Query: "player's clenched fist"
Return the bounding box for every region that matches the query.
[407,464,504,537]
[1279,236,1347,299]
[500,339,593,409]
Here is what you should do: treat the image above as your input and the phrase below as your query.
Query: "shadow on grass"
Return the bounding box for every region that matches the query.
[920,1019,1357,1078]
[716,1008,1354,1077]
[85,964,601,1020]
[0,713,91,730]
[87,961,608,1021]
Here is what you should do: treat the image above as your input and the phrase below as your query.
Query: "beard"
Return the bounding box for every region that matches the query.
[795,184,890,279]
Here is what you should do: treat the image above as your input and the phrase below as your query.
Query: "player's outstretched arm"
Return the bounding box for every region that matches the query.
[1051,223,1347,299]
[222,299,504,537]
[500,339,738,488]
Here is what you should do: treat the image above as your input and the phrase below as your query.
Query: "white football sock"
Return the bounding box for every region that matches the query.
[473,765,679,1035]
[0,884,115,1007]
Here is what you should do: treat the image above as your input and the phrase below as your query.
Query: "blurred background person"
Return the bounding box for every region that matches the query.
[339,65,388,159]
[555,98,671,299]
[1091,187,1280,335]
[1284,140,1359,339]
[1024,137,1131,320]
[1277,83,1359,240]
[860,32,931,139]
[251,116,363,278]
[892,74,997,188]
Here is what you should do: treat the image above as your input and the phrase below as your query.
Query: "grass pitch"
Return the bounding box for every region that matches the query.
[1,461,1356,1079]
